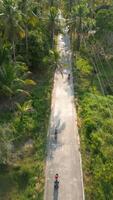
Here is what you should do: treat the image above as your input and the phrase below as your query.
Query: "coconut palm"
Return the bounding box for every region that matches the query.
[0,60,36,97]
[68,0,95,50]
[0,0,24,62]
[16,100,32,123]
[48,6,59,48]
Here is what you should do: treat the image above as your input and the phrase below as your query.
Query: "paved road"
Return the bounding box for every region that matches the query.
[44,29,84,200]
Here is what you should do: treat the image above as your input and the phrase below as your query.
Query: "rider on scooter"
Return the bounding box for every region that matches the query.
[55,128,57,140]
[54,173,59,189]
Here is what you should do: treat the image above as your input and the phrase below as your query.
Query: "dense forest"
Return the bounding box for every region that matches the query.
[0,0,113,199]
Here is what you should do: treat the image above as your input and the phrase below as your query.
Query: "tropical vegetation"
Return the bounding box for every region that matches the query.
[63,0,113,199]
[1,0,113,199]
[0,0,59,199]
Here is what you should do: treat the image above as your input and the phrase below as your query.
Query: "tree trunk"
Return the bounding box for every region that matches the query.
[76,15,82,51]
[25,25,29,64]
[12,40,16,62]
[51,30,54,48]
[69,0,72,12]
[69,0,75,12]
[51,23,55,48]
[76,33,81,51]
[50,0,54,6]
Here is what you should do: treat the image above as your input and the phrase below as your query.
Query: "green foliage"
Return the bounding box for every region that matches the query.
[74,55,93,95]
[49,7,58,21]
[14,166,31,190]
[43,49,59,70]
[68,0,95,51]
[0,0,55,199]
[68,0,113,198]
[48,6,59,48]
[76,56,92,74]
[96,9,113,34]
[0,124,14,165]
[80,94,113,199]
[0,67,53,199]
[0,61,34,97]
[74,52,113,199]
[27,30,50,68]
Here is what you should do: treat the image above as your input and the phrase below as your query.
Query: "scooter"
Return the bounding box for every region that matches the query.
[68,73,70,81]
[54,174,59,189]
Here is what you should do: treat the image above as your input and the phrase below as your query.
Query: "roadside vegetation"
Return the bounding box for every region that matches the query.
[0,0,60,199]
[63,0,113,199]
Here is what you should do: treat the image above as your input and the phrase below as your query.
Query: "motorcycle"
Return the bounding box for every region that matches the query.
[54,180,59,189]
[55,128,58,141]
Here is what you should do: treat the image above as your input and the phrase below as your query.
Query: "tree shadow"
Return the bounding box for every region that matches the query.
[51,111,66,136]
[47,111,66,161]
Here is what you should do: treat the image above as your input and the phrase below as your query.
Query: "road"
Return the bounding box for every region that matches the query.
[44,27,84,200]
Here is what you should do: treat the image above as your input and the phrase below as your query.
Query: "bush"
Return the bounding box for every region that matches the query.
[80,94,113,199]
[13,167,31,190]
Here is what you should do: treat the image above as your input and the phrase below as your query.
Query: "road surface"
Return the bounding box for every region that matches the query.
[44,27,84,200]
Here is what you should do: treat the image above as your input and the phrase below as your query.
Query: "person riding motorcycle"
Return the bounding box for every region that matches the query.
[54,174,59,189]
[68,73,70,81]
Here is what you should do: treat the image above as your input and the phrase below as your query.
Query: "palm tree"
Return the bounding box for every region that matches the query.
[0,0,24,62]
[0,60,36,98]
[19,0,31,64]
[16,100,32,123]
[48,6,58,48]
[68,1,95,51]
[19,0,42,64]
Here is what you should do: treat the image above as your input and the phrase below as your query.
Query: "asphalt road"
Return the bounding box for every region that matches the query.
[44,29,84,200]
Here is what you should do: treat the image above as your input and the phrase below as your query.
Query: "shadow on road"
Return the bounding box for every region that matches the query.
[52,111,66,136]
[53,188,59,200]
[47,112,66,161]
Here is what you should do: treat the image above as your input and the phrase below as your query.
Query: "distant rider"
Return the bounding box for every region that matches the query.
[68,73,70,81]
[55,128,57,140]
[54,173,59,189]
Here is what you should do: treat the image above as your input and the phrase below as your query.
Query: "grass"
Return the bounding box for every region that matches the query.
[0,68,54,200]
[73,52,113,199]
